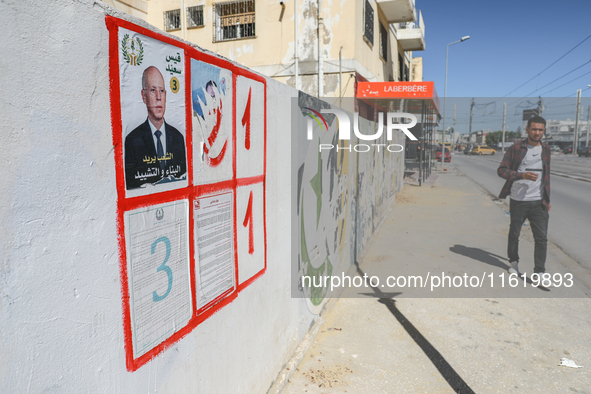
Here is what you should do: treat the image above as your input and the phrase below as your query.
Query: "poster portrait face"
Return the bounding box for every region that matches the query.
[118,28,188,197]
[141,66,167,124]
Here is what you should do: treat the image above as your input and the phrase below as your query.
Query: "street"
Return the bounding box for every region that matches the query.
[451,153,591,270]
[282,166,591,393]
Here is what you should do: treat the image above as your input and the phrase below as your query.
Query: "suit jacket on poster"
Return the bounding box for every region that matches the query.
[124,119,187,189]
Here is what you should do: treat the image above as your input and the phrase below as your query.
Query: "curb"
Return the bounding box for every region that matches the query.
[266,297,338,394]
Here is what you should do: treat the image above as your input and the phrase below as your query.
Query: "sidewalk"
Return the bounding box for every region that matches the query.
[279,168,591,393]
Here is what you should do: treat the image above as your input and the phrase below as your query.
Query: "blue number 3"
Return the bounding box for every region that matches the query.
[151,236,173,302]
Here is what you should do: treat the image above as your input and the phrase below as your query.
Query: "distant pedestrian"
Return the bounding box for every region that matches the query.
[497,116,551,276]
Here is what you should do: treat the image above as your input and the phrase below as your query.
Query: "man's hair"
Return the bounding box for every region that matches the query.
[527,115,546,128]
[141,66,160,90]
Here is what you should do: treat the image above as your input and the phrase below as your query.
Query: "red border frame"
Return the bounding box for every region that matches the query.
[106,16,267,372]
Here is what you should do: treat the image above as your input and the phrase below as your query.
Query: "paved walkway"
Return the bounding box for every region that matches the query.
[280,168,591,394]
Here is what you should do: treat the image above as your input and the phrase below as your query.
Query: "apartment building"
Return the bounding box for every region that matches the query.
[108,0,426,99]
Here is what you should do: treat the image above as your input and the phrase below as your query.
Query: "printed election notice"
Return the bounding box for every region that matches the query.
[194,192,235,310]
[126,200,192,358]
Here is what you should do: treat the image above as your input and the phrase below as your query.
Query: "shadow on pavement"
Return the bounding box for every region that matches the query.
[358,292,402,298]
[355,262,475,394]
[449,244,509,270]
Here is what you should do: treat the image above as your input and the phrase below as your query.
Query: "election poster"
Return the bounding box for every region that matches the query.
[118,27,188,197]
[193,192,235,311]
[125,200,192,358]
[191,59,234,185]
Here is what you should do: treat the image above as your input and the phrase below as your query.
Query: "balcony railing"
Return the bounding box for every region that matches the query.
[395,9,425,51]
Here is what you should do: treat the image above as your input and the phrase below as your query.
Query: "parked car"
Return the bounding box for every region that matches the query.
[550,145,561,153]
[578,146,591,157]
[435,147,451,162]
[471,145,496,155]
[563,145,573,154]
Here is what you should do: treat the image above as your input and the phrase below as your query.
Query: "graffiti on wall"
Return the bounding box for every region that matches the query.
[107,17,267,371]
[294,95,405,313]
[295,94,352,314]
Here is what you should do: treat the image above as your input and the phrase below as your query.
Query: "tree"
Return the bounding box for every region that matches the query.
[485,133,498,146]
[485,130,505,146]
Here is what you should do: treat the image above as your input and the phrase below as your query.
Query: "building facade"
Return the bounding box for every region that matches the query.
[107,0,426,98]
[546,118,590,143]
[104,0,148,20]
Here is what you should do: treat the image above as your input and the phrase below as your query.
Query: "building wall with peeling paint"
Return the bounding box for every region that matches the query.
[104,0,148,20]
[146,0,421,97]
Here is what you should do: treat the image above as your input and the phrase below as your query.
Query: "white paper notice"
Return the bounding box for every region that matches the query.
[194,192,235,310]
[126,200,192,358]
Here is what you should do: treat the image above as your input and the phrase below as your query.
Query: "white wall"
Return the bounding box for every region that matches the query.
[0,1,403,392]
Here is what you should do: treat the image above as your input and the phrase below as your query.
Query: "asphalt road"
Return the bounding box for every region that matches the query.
[547,154,591,180]
[450,153,591,271]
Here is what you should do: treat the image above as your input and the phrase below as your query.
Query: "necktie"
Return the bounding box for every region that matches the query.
[155,130,165,175]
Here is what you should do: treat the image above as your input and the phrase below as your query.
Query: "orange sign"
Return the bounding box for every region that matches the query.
[357,81,436,99]
[356,81,440,114]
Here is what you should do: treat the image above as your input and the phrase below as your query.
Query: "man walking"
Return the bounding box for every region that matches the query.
[497,116,551,276]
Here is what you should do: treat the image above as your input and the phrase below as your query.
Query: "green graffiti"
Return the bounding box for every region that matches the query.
[301,194,333,306]
[310,141,322,229]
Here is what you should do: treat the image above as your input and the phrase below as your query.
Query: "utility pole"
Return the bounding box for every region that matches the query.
[181,0,186,40]
[537,97,547,143]
[573,89,581,153]
[339,47,342,108]
[502,102,506,153]
[586,105,590,147]
[317,0,324,98]
[468,98,474,142]
[454,103,458,149]
[295,0,299,90]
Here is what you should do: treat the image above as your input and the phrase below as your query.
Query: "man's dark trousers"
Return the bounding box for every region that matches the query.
[508,199,549,274]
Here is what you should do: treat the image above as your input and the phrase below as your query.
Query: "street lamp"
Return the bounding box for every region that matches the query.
[587,85,591,147]
[441,35,470,168]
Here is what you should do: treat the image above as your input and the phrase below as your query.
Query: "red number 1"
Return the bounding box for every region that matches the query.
[242,191,254,254]
[241,87,252,150]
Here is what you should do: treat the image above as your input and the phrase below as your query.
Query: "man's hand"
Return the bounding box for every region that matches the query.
[521,172,539,181]
[548,203,551,212]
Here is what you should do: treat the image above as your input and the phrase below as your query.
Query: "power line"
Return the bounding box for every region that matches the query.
[539,70,591,96]
[502,33,591,97]
[504,60,591,109]
[522,59,591,97]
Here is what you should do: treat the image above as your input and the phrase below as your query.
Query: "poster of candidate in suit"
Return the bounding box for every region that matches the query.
[119,28,188,197]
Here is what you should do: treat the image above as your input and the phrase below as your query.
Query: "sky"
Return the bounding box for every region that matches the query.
[417,0,591,133]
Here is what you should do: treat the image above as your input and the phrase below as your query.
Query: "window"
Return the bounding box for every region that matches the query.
[363,0,374,46]
[187,5,204,28]
[379,23,387,61]
[398,54,409,81]
[164,9,181,31]
[214,0,256,42]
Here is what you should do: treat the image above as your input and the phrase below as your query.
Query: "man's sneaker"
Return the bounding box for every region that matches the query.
[508,261,520,275]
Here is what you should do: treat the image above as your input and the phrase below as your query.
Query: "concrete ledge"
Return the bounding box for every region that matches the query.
[267,298,339,394]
